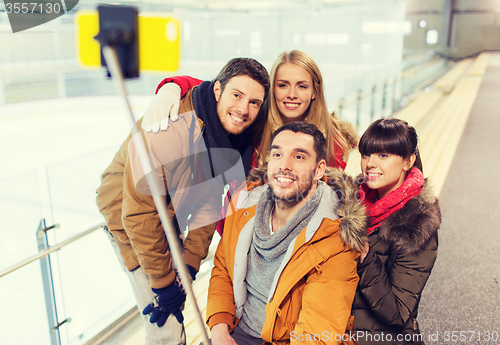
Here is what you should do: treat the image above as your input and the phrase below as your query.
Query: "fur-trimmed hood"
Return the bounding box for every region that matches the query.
[323,167,367,251]
[248,167,367,251]
[378,180,441,254]
[335,114,359,150]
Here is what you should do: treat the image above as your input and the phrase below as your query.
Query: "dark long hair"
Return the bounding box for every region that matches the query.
[359,118,423,174]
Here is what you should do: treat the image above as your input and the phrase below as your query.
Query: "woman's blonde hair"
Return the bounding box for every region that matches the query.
[255,50,350,167]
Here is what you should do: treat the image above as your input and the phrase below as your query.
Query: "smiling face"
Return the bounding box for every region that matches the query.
[268,130,325,209]
[274,63,316,123]
[361,152,415,199]
[214,75,265,135]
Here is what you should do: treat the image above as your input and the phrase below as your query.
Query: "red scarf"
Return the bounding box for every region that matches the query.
[361,168,425,235]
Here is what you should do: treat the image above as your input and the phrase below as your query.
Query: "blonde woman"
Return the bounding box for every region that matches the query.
[255,50,356,169]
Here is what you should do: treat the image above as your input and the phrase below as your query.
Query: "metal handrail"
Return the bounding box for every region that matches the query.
[0,222,105,279]
[336,56,447,112]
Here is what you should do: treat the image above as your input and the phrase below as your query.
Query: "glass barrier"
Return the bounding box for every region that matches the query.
[45,148,135,345]
[45,150,112,241]
[0,261,52,345]
[54,230,135,344]
[0,172,52,345]
[0,171,42,271]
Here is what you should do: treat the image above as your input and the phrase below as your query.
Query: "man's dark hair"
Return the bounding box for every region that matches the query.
[213,58,270,101]
[270,122,327,162]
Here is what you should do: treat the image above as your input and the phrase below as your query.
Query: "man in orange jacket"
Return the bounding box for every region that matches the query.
[207,122,366,345]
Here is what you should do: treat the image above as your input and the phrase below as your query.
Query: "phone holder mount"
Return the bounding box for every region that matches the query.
[94,4,139,79]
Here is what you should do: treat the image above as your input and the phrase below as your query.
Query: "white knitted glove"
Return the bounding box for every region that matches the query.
[142,83,181,133]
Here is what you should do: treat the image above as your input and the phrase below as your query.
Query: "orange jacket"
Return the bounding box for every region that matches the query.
[207,170,367,344]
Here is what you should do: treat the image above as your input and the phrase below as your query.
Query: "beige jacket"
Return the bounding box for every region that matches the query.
[96,88,219,288]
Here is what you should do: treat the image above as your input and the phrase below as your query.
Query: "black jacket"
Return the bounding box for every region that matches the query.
[353,180,441,345]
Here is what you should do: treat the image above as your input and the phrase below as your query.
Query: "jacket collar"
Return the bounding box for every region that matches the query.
[248,167,368,251]
[377,180,440,254]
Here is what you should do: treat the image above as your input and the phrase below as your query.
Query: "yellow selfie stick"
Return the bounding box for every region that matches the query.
[76,10,180,72]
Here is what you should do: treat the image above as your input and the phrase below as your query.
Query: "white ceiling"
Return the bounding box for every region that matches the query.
[120,0,371,11]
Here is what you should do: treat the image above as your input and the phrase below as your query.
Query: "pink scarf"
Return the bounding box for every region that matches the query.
[361,168,425,235]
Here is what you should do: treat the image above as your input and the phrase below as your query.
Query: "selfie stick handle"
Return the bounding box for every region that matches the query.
[102,46,210,345]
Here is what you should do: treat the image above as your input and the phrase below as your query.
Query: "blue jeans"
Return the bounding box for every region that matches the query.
[104,227,186,345]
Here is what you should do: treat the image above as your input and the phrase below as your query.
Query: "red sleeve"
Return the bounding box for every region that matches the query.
[328,142,347,170]
[155,75,203,97]
[333,150,347,170]
[250,141,262,169]
[251,150,259,169]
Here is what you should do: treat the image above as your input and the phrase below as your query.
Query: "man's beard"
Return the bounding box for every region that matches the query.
[270,171,316,210]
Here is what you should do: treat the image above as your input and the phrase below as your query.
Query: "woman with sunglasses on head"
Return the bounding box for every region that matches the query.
[352,118,440,345]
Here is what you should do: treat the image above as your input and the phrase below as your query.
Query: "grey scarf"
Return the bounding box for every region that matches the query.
[238,183,323,337]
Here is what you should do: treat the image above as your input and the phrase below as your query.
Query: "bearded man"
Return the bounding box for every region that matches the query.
[206,121,366,345]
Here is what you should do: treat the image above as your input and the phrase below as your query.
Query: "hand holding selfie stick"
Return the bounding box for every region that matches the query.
[95,6,210,345]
